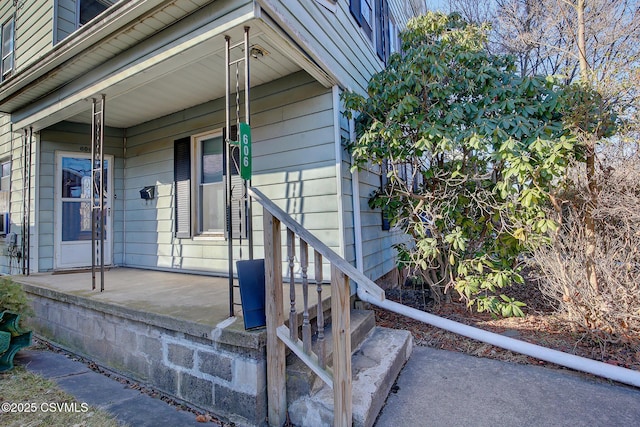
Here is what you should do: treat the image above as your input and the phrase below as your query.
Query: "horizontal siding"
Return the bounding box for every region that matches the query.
[124,71,339,275]
[357,164,400,281]
[0,114,13,273]
[261,0,379,94]
[0,119,39,274]
[15,0,53,71]
[260,0,417,96]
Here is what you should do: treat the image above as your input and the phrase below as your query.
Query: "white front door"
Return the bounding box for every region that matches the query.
[55,152,113,269]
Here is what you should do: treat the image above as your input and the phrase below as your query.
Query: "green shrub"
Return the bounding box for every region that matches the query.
[0,277,33,318]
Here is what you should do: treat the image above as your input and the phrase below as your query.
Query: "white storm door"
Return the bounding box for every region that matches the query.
[55,153,113,269]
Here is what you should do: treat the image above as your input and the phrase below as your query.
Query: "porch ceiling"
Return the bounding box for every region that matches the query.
[64,27,303,128]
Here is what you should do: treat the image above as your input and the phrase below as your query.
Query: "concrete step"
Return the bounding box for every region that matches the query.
[286,309,376,398]
[287,325,413,427]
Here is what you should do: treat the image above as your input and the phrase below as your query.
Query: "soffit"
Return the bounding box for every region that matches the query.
[0,0,214,113]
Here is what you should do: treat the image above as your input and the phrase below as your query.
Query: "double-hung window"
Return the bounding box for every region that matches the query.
[195,131,226,235]
[350,0,373,39]
[1,17,14,80]
[352,0,394,63]
[174,130,244,239]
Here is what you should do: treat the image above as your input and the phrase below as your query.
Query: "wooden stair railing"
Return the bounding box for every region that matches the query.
[248,187,384,427]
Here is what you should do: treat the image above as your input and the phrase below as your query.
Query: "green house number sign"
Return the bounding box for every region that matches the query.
[239,122,251,180]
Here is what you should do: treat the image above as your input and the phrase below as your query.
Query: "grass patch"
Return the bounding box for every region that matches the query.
[0,366,123,427]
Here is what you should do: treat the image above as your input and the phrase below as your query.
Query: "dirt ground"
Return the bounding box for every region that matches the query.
[374,278,640,372]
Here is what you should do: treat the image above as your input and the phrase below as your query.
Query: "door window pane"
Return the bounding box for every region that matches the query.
[61,157,108,198]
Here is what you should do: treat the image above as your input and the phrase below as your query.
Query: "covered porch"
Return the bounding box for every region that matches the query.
[14,267,332,426]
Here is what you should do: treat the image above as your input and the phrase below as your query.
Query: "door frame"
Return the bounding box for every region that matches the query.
[54,151,114,270]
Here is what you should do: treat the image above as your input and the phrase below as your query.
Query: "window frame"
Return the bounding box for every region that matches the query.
[1,16,15,80]
[192,129,227,238]
[350,0,373,40]
[0,160,10,192]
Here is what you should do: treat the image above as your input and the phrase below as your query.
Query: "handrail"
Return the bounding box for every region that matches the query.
[251,186,386,427]
[248,187,385,302]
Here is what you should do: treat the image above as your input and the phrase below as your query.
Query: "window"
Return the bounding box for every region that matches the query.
[353,0,396,63]
[350,0,373,39]
[0,161,10,192]
[388,17,399,54]
[1,17,14,80]
[361,0,373,26]
[173,129,245,239]
[0,161,10,232]
[195,131,226,234]
[79,0,111,26]
[55,0,116,43]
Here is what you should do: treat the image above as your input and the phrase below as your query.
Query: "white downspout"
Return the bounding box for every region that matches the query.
[349,118,364,273]
[332,85,345,258]
[357,288,640,389]
[31,131,39,273]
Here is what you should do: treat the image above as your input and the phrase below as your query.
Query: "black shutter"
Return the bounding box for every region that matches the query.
[381,160,391,231]
[376,0,389,62]
[174,137,191,238]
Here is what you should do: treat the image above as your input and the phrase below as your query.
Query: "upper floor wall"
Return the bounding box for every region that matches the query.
[0,0,121,83]
[258,0,423,94]
[0,0,423,94]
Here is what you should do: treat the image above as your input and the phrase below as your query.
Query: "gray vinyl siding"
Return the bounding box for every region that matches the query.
[38,123,125,272]
[15,0,54,71]
[260,0,411,95]
[0,114,13,274]
[0,115,38,275]
[123,71,338,274]
[356,163,400,281]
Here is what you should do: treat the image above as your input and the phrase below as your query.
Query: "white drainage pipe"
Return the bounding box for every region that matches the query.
[357,289,640,388]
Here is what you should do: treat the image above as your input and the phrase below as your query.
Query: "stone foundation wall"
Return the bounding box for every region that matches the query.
[23,284,267,427]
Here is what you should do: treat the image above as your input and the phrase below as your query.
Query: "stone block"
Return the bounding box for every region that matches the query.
[179,372,213,408]
[115,327,137,349]
[149,362,178,394]
[137,335,162,362]
[168,343,194,369]
[198,350,232,382]
[214,383,266,426]
[232,358,266,394]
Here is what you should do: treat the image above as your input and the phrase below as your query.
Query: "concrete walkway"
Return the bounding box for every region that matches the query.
[14,345,640,426]
[15,349,206,427]
[375,346,640,427]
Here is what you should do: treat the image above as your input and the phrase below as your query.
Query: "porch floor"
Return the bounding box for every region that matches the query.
[14,267,331,331]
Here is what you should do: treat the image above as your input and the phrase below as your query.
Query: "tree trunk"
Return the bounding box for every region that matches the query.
[577,0,599,293]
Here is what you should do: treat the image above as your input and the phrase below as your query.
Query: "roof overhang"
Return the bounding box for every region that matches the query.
[2,0,338,131]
